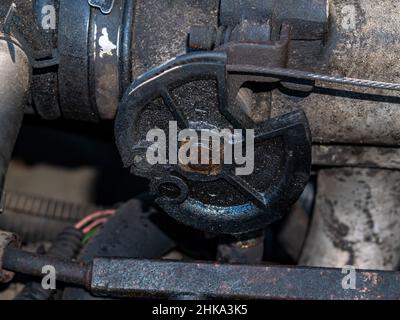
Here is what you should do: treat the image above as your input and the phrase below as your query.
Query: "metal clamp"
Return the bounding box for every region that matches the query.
[2,3,16,35]
[0,231,20,283]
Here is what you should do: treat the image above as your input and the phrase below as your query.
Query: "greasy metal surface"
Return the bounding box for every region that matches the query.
[91,258,400,299]
[219,0,328,40]
[313,145,400,170]
[131,0,219,78]
[300,168,400,270]
[187,0,326,68]
[223,24,290,126]
[188,1,324,127]
[0,35,30,203]
[0,231,20,283]
[185,0,400,148]
[271,0,400,146]
[322,0,400,84]
[272,88,400,146]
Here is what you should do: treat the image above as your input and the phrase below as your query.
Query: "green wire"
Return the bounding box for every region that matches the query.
[81,228,98,245]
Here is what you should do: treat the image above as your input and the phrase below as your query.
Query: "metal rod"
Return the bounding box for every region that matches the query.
[3,246,90,287]
[227,64,400,92]
[90,258,400,299]
[3,245,400,299]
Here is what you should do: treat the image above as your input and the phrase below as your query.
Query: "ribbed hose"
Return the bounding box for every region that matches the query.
[0,191,100,242]
[15,227,83,300]
[46,227,83,258]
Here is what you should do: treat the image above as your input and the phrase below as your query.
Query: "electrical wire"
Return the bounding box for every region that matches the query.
[82,217,109,234]
[74,209,115,230]
[74,209,116,237]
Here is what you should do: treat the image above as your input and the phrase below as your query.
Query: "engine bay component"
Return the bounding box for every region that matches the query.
[116,6,315,234]
[62,199,176,299]
[115,52,312,234]
[0,34,30,197]
[2,0,134,121]
[300,168,400,270]
[89,258,400,299]
[0,191,100,242]
[2,242,400,300]
[57,0,133,120]
[1,0,400,302]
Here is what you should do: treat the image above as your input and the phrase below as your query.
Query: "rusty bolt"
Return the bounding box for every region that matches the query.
[178,139,223,176]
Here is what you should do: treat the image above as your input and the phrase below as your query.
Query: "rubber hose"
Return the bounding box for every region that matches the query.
[0,191,100,242]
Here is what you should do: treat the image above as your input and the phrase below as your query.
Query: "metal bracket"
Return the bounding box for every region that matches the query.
[88,0,115,15]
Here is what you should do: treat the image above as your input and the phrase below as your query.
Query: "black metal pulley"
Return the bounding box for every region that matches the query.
[115,52,312,234]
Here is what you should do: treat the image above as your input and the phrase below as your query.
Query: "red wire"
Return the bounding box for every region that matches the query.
[75,209,116,230]
[82,217,109,234]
